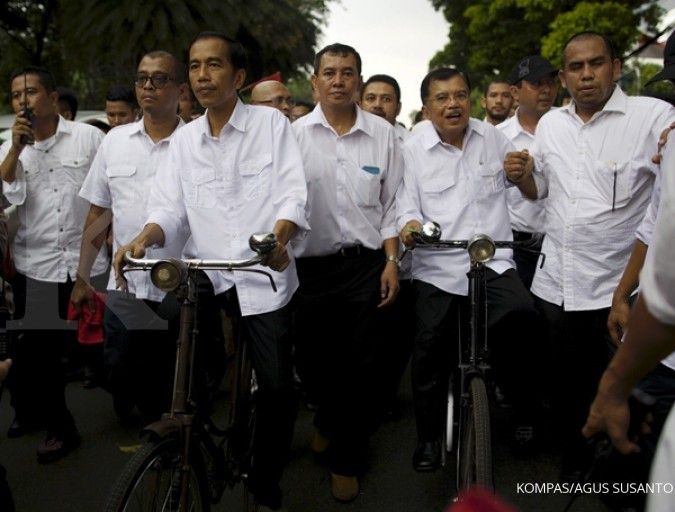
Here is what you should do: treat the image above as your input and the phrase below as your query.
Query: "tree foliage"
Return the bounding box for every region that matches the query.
[429,0,663,93]
[0,0,331,112]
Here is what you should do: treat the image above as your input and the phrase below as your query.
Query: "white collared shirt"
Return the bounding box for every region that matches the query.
[530,86,675,310]
[396,119,516,296]
[497,109,547,233]
[1,116,108,282]
[79,118,187,301]
[291,104,403,257]
[395,123,410,144]
[145,100,309,316]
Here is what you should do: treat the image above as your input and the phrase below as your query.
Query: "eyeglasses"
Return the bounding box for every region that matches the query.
[134,73,174,89]
[430,91,469,106]
[259,96,296,108]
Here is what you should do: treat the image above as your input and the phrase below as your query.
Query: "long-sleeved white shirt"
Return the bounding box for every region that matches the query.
[497,109,547,233]
[396,119,516,296]
[291,104,403,257]
[145,101,309,316]
[1,116,108,282]
[79,118,187,301]
[530,86,675,310]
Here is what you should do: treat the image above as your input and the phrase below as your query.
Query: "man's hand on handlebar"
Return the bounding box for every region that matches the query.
[400,220,423,248]
[113,240,147,290]
[260,242,290,272]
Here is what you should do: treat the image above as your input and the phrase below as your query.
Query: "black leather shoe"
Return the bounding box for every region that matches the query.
[413,440,441,472]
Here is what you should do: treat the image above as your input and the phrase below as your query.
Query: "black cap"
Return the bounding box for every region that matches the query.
[645,31,675,87]
[509,55,557,85]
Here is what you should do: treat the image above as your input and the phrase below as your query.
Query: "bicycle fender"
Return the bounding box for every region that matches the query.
[140,417,182,440]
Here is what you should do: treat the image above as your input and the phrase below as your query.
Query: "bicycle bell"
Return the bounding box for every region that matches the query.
[467,234,496,263]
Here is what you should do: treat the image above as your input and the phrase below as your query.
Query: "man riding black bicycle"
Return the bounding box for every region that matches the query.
[113,32,309,512]
[397,67,542,473]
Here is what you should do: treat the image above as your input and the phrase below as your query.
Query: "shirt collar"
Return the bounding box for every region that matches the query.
[421,117,485,150]
[55,115,73,136]
[199,99,247,140]
[305,103,374,137]
[564,84,627,118]
[130,116,185,141]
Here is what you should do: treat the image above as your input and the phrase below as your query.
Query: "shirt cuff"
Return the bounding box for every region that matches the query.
[276,202,310,232]
[380,225,398,241]
[79,189,111,209]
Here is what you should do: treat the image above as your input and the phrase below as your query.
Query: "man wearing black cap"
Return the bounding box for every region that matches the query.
[498,55,558,289]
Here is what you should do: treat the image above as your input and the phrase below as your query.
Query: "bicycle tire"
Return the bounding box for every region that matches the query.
[458,376,493,490]
[105,436,211,512]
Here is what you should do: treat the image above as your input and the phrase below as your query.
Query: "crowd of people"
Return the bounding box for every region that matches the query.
[0,27,674,512]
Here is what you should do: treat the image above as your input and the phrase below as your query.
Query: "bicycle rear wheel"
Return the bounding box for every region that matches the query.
[457,376,493,490]
[105,436,211,512]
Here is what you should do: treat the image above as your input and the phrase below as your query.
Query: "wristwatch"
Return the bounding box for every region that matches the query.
[385,254,398,264]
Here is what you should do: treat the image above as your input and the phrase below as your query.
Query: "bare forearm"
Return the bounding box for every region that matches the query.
[272,219,297,246]
[516,174,538,200]
[614,240,648,299]
[383,237,399,259]
[77,205,112,283]
[604,295,675,398]
[133,223,166,249]
[0,147,21,183]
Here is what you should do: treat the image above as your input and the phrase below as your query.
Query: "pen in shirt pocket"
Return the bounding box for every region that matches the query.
[612,162,617,213]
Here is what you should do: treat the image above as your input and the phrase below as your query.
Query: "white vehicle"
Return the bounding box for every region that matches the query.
[0,110,109,142]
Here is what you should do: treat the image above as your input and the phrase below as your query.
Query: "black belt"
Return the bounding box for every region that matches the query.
[512,230,537,242]
[337,245,381,258]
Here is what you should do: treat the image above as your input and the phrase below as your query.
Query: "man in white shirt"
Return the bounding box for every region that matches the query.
[113,32,308,512]
[505,31,675,482]
[72,51,186,424]
[360,73,412,418]
[582,123,675,512]
[481,80,513,126]
[498,55,558,288]
[292,43,402,502]
[0,66,107,463]
[398,67,540,472]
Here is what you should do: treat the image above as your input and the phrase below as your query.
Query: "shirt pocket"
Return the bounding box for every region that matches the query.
[106,164,138,207]
[60,156,89,190]
[351,166,381,207]
[590,160,633,210]
[421,169,458,218]
[239,153,272,200]
[476,162,505,199]
[184,167,217,208]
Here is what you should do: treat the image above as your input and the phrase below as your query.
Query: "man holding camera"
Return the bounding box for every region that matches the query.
[0,66,107,463]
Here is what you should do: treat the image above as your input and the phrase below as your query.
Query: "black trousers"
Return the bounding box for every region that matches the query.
[535,298,612,458]
[512,230,544,290]
[412,268,540,442]
[295,248,385,476]
[6,273,78,434]
[103,290,179,421]
[195,273,296,510]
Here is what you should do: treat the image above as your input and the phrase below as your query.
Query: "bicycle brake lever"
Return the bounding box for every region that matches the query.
[226,268,278,292]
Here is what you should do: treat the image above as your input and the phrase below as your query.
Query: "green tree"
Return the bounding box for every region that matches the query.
[0,0,331,112]
[429,0,663,94]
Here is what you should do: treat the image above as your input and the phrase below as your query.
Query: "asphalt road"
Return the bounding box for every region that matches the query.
[0,377,611,512]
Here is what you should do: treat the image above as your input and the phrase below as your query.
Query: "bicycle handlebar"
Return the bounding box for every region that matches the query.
[123,253,266,272]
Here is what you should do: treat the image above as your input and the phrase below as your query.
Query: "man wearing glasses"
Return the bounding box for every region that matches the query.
[250,80,295,119]
[72,51,187,425]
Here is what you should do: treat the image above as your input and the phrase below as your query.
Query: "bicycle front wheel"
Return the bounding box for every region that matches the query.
[457,376,493,490]
[105,436,211,512]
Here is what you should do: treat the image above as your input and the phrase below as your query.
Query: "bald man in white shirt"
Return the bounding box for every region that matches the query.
[505,31,675,482]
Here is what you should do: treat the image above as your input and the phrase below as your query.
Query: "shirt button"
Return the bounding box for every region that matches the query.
[53,188,57,192]
[62,247,66,252]
[57,208,61,213]
[49,169,53,173]
[59,228,64,232]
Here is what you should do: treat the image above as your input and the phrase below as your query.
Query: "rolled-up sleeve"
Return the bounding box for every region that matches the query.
[0,142,27,206]
[271,114,309,237]
[379,129,404,240]
[145,138,188,247]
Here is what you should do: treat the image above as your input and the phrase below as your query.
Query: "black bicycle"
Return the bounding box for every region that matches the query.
[105,233,278,512]
[412,221,544,491]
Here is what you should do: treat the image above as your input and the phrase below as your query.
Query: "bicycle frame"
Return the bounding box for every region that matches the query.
[412,222,544,490]
[113,233,278,511]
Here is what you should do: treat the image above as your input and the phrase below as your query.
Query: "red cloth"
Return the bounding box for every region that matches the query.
[446,487,517,512]
[67,292,106,345]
